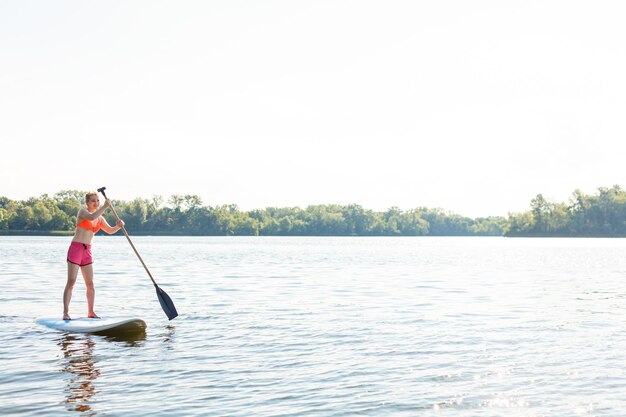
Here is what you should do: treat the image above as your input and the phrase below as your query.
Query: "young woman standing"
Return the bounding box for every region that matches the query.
[63,192,124,320]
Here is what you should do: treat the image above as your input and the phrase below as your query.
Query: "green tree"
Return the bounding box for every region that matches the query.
[0,207,10,230]
[397,209,429,235]
[383,207,403,235]
[530,194,550,234]
[504,211,535,236]
[471,217,505,236]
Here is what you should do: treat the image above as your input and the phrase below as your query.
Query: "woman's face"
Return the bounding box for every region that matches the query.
[87,196,100,211]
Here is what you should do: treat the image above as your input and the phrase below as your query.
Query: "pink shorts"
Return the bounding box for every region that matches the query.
[67,242,93,266]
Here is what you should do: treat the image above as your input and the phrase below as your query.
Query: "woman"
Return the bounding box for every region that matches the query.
[63,191,124,320]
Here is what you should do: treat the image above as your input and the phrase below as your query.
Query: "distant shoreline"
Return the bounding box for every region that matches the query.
[2,231,626,238]
[3,185,626,237]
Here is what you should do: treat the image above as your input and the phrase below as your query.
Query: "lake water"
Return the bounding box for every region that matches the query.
[1,236,626,416]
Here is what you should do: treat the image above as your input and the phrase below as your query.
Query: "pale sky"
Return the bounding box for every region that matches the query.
[2,1,625,217]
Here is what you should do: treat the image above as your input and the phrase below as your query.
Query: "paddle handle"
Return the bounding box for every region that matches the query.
[98,187,158,288]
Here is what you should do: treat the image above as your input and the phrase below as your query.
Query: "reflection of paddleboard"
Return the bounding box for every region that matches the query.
[36,317,146,334]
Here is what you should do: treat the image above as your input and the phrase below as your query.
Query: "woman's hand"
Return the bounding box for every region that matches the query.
[116,219,125,228]
[103,199,112,209]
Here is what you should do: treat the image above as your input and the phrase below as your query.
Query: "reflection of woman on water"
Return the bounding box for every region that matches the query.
[58,332,146,415]
[58,334,100,414]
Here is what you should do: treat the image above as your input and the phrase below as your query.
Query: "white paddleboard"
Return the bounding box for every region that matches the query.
[36,317,146,334]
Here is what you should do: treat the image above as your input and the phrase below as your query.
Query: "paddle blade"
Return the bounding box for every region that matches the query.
[156,285,178,320]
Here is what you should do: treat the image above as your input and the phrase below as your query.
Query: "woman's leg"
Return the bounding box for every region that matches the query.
[80,264,99,318]
[64,262,80,319]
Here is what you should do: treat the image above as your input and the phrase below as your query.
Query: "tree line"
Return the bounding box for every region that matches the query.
[505,185,626,237]
[0,190,504,236]
[2,186,625,237]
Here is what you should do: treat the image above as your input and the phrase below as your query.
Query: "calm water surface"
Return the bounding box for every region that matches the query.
[1,236,626,416]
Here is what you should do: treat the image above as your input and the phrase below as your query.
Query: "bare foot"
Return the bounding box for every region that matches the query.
[88,313,100,319]
[63,315,71,321]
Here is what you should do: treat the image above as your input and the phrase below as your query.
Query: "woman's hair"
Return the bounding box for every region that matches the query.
[85,192,99,204]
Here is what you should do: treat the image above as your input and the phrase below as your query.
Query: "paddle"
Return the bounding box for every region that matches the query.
[98,187,178,320]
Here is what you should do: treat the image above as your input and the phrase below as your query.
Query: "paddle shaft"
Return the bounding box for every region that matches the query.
[99,191,158,288]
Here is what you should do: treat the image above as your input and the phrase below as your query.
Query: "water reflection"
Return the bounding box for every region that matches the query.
[162,324,176,350]
[100,330,147,345]
[58,334,99,415]
[57,331,146,415]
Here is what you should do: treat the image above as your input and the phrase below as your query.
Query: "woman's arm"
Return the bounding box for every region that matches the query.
[100,217,125,234]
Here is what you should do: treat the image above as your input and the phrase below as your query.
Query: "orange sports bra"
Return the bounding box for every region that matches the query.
[76,217,103,233]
